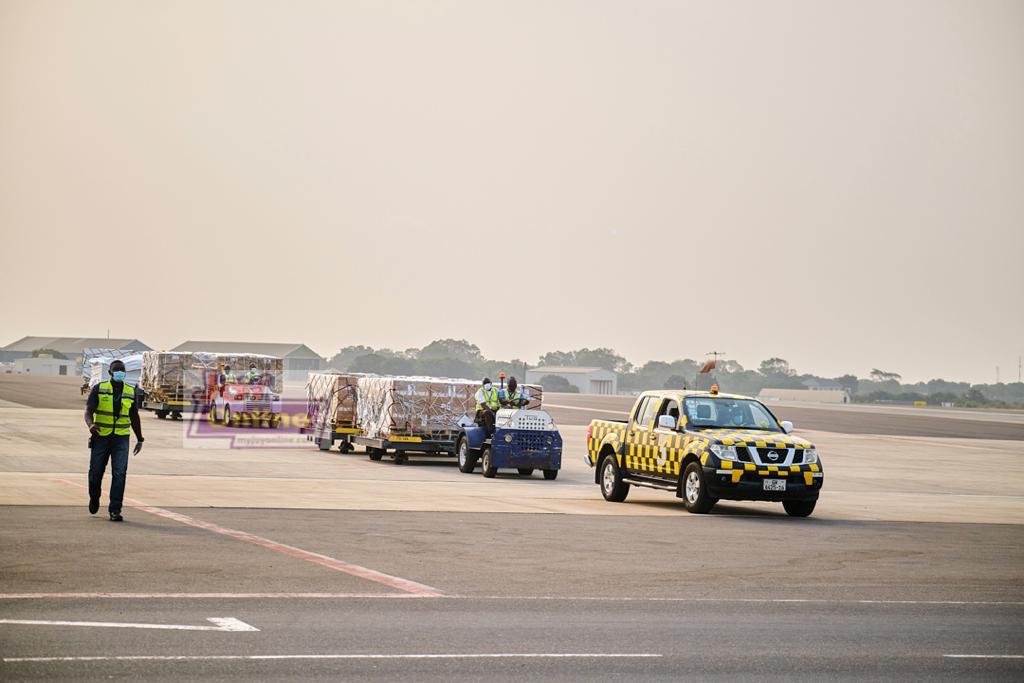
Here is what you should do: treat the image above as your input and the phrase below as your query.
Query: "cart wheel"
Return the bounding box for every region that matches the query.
[172,412,183,421]
[517,468,534,477]
[543,469,558,480]
[393,453,407,465]
[339,442,353,454]
[156,410,167,420]
[367,447,384,461]
[457,438,477,473]
[481,447,497,478]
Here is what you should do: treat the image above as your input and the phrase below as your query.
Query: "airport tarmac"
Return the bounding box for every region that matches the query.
[0,378,1021,680]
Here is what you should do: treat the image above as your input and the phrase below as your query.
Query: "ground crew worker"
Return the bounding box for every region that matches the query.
[84,360,144,522]
[475,377,500,435]
[500,376,529,408]
[221,365,237,384]
[246,363,261,384]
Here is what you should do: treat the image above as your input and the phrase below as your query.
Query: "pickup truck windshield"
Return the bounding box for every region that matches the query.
[684,397,781,431]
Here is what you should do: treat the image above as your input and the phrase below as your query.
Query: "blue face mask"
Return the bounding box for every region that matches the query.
[112,370,126,382]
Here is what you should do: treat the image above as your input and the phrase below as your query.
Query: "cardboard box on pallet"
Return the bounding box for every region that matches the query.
[356,376,478,439]
[306,372,363,437]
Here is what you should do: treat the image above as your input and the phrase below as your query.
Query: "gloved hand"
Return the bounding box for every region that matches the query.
[133,440,144,456]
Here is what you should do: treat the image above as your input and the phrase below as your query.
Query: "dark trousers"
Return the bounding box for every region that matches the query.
[477,408,496,436]
[89,435,130,514]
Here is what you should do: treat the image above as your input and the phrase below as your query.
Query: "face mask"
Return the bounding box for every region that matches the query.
[112,370,126,382]
[483,383,492,392]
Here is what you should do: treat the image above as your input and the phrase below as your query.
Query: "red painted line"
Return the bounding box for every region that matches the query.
[51,479,442,597]
[0,592,429,600]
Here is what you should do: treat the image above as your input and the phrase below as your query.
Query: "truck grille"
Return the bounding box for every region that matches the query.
[755,448,787,464]
[245,401,271,413]
[791,449,804,464]
[512,432,549,451]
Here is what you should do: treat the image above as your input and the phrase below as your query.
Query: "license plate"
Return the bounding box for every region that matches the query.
[763,479,786,492]
[389,435,422,443]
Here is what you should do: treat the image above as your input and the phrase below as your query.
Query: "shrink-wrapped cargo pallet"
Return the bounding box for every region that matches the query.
[357,376,478,438]
[81,348,136,382]
[140,351,283,403]
[88,353,144,388]
[306,372,364,439]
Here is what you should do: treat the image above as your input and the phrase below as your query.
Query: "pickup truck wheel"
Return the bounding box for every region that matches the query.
[457,438,477,473]
[600,456,629,502]
[367,447,384,461]
[224,406,234,426]
[783,500,816,517]
[517,468,534,476]
[543,469,558,480]
[481,447,497,478]
[682,462,716,513]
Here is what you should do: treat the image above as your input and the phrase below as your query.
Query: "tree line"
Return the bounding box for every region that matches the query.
[327,341,1024,408]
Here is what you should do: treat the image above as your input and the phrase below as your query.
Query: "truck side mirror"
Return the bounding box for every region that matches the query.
[781,420,793,433]
[657,414,677,430]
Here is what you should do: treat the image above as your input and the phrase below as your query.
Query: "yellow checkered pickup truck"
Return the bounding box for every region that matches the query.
[586,389,823,516]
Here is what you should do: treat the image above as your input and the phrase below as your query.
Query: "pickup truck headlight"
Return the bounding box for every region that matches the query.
[710,444,739,461]
[804,448,818,464]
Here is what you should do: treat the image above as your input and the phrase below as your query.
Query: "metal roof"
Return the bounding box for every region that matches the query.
[1,336,151,354]
[171,341,322,359]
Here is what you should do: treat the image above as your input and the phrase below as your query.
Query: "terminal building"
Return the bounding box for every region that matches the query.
[170,341,324,382]
[0,336,151,365]
[525,366,617,395]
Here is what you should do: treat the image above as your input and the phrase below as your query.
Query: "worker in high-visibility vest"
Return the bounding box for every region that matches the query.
[475,377,501,435]
[500,376,529,409]
[84,360,144,522]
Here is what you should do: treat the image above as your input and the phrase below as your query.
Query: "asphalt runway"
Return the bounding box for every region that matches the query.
[1,380,1022,679]
[1,507,1021,681]
[543,392,1024,440]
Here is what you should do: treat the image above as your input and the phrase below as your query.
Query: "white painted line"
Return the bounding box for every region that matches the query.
[52,479,443,598]
[944,654,1024,659]
[0,617,258,632]
[3,653,662,663]
[1,593,1020,606]
[0,592,425,600]
[545,403,625,415]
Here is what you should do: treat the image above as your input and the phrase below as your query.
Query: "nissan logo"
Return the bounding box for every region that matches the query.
[767,451,780,462]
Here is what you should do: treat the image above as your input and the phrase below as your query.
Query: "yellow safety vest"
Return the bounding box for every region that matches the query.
[476,387,500,411]
[95,381,135,437]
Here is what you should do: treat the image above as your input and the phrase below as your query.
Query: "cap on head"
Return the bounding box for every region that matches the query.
[482,377,491,385]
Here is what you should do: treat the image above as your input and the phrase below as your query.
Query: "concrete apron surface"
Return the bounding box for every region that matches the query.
[0,405,1021,524]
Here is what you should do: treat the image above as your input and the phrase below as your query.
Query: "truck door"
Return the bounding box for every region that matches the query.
[653,399,682,480]
[626,396,661,476]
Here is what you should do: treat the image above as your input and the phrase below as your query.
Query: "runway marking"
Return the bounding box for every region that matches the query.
[544,403,625,415]
[0,592,427,600]
[51,479,443,598]
[944,654,1024,659]
[1,592,1021,606]
[0,617,258,632]
[2,653,662,663]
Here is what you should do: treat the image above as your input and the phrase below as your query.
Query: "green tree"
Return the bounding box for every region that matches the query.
[759,358,794,377]
[328,345,374,370]
[869,368,902,383]
[419,339,482,363]
[538,347,631,373]
[664,375,688,389]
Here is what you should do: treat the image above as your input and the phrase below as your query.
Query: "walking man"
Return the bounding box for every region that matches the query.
[84,359,144,521]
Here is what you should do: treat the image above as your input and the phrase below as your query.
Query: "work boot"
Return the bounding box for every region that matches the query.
[88,497,99,515]
[109,512,124,522]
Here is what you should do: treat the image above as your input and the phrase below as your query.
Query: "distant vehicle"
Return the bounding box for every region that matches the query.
[206,369,283,428]
[586,388,823,516]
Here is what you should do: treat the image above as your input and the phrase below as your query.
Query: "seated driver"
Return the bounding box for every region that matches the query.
[499,377,529,408]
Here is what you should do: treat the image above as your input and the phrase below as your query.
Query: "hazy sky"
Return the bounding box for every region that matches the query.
[1,0,1021,383]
